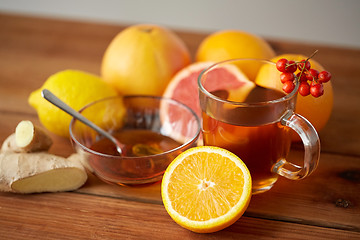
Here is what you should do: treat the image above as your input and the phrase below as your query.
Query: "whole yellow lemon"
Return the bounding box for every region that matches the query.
[255,54,334,139]
[101,24,191,96]
[28,70,121,137]
[196,30,275,80]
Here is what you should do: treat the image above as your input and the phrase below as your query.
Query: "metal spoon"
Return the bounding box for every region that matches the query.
[41,89,123,155]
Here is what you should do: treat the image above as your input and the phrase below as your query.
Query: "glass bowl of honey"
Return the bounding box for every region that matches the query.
[70,95,201,185]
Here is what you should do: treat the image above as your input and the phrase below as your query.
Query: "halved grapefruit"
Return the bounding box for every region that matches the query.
[162,62,255,144]
[163,61,255,117]
[163,62,214,118]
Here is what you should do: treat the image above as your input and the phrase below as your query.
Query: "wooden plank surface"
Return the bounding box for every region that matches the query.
[0,13,359,239]
[0,192,358,240]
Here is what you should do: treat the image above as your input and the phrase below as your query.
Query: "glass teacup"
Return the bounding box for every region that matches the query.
[198,59,320,194]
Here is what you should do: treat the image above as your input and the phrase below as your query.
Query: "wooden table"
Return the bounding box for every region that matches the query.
[0,13,359,239]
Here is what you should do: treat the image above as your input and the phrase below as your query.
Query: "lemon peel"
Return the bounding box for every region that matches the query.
[28,70,121,137]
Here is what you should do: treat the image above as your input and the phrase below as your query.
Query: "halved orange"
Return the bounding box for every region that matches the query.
[161,146,252,233]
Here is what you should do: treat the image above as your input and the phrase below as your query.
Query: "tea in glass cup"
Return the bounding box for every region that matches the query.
[198,59,320,194]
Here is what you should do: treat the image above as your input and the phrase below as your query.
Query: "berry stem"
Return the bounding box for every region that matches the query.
[306,50,318,62]
[297,50,319,83]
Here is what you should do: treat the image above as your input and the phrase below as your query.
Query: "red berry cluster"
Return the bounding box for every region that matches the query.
[276,57,331,98]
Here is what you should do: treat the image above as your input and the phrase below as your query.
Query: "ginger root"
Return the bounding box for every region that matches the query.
[0,121,87,194]
[16,120,53,152]
[0,152,87,193]
[1,120,52,153]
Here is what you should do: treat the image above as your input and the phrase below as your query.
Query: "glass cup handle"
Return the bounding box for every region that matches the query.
[273,110,320,180]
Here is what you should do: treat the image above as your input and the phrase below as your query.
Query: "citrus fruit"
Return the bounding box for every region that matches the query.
[163,61,255,122]
[28,70,121,137]
[255,54,334,139]
[195,30,275,80]
[101,24,191,96]
[161,146,252,233]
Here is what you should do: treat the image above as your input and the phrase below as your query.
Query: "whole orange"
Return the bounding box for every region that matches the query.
[195,30,275,80]
[101,24,191,96]
[255,54,334,140]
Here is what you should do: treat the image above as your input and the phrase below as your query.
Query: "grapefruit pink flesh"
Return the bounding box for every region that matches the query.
[163,62,255,119]
[163,62,213,118]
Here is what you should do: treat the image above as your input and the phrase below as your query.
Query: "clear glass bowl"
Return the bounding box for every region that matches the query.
[70,95,200,185]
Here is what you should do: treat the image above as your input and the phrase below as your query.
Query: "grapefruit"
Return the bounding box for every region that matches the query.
[163,62,213,118]
[195,30,275,80]
[163,62,255,121]
[255,54,334,139]
[101,24,191,96]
